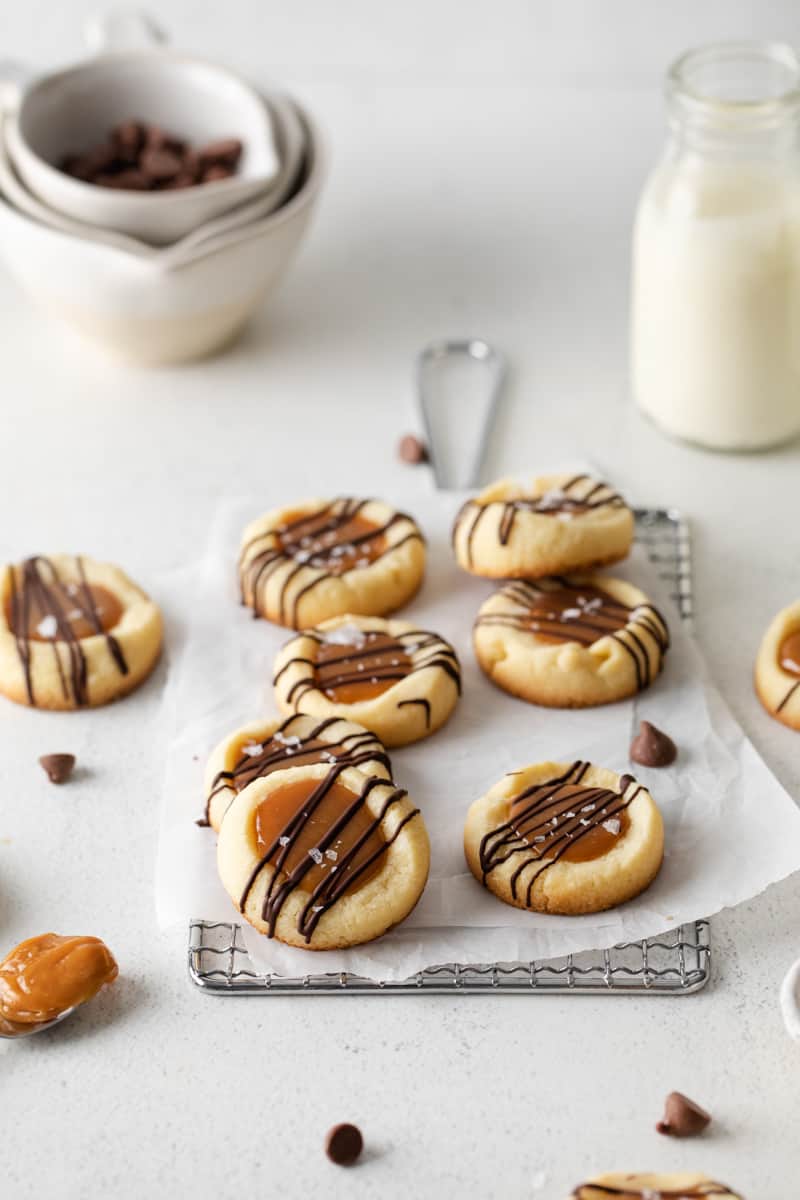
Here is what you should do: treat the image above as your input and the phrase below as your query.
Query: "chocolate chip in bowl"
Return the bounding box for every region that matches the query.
[0,96,323,364]
[60,122,244,192]
[5,50,281,243]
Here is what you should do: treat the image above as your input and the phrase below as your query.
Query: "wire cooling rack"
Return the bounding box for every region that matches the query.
[189,508,710,997]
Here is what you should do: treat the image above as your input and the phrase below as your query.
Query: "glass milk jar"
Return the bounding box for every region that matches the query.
[631,42,800,450]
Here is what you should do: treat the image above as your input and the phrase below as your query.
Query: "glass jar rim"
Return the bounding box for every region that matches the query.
[668,41,800,124]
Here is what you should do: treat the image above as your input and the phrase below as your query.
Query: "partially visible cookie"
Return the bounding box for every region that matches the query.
[452,473,634,579]
[239,497,425,629]
[474,574,669,707]
[0,554,162,710]
[568,1173,742,1198]
[202,712,391,832]
[217,762,430,949]
[755,598,800,730]
[273,614,461,747]
[464,760,664,915]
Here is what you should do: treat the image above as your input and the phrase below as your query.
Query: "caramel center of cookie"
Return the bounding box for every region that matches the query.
[277,510,387,577]
[253,777,387,898]
[523,585,630,645]
[779,630,800,677]
[0,933,117,1028]
[6,581,123,642]
[509,784,631,864]
[315,631,413,703]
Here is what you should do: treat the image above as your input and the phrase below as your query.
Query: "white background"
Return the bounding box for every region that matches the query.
[2,3,800,1197]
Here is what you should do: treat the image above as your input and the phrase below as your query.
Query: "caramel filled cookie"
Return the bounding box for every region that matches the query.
[464,761,664,915]
[202,712,391,832]
[474,574,669,707]
[239,498,425,629]
[273,614,461,747]
[755,598,800,730]
[0,555,162,710]
[452,473,634,579]
[568,1173,741,1198]
[217,762,430,949]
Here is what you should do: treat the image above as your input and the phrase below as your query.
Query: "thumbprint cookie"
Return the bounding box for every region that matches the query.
[755,598,800,730]
[474,574,669,707]
[568,1173,742,1199]
[239,497,425,629]
[273,614,462,747]
[0,555,162,710]
[217,762,430,949]
[452,473,634,579]
[202,712,391,832]
[464,761,664,915]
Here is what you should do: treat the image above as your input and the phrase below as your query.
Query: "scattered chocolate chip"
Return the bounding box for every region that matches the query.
[630,720,677,767]
[325,1123,363,1166]
[398,434,429,464]
[656,1091,711,1138]
[39,754,76,785]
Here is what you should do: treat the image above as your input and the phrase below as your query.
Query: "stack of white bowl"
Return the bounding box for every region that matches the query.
[0,36,323,364]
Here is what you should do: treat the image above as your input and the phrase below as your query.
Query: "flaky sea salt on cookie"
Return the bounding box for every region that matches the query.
[217,762,430,950]
[567,1172,742,1198]
[452,473,634,579]
[238,497,425,629]
[0,554,162,709]
[474,573,669,708]
[464,760,664,915]
[755,598,800,730]
[202,712,391,832]
[273,614,461,747]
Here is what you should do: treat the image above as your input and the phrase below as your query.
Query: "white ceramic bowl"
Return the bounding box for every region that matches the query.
[0,103,324,364]
[6,50,281,245]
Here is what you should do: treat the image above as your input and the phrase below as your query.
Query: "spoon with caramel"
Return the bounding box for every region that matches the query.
[0,932,118,1038]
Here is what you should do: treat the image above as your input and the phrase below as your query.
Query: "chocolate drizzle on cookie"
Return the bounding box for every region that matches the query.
[239,762,418,942]
[201,714,391,825]
[570,1183,733,1198]
[453,475,625,566]
[475,578,669,691]
[5,556,128,707]
[479,762,642,907]
[777,630,800,713]
[274,626,461,722]
[240,498,424,627]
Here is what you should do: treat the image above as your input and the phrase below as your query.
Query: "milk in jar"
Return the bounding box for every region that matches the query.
[631,42,800,450]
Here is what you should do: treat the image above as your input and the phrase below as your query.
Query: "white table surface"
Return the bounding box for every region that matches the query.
[2,3,800,1197]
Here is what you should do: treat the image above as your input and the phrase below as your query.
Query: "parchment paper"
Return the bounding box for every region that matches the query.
[155,493,800,979]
